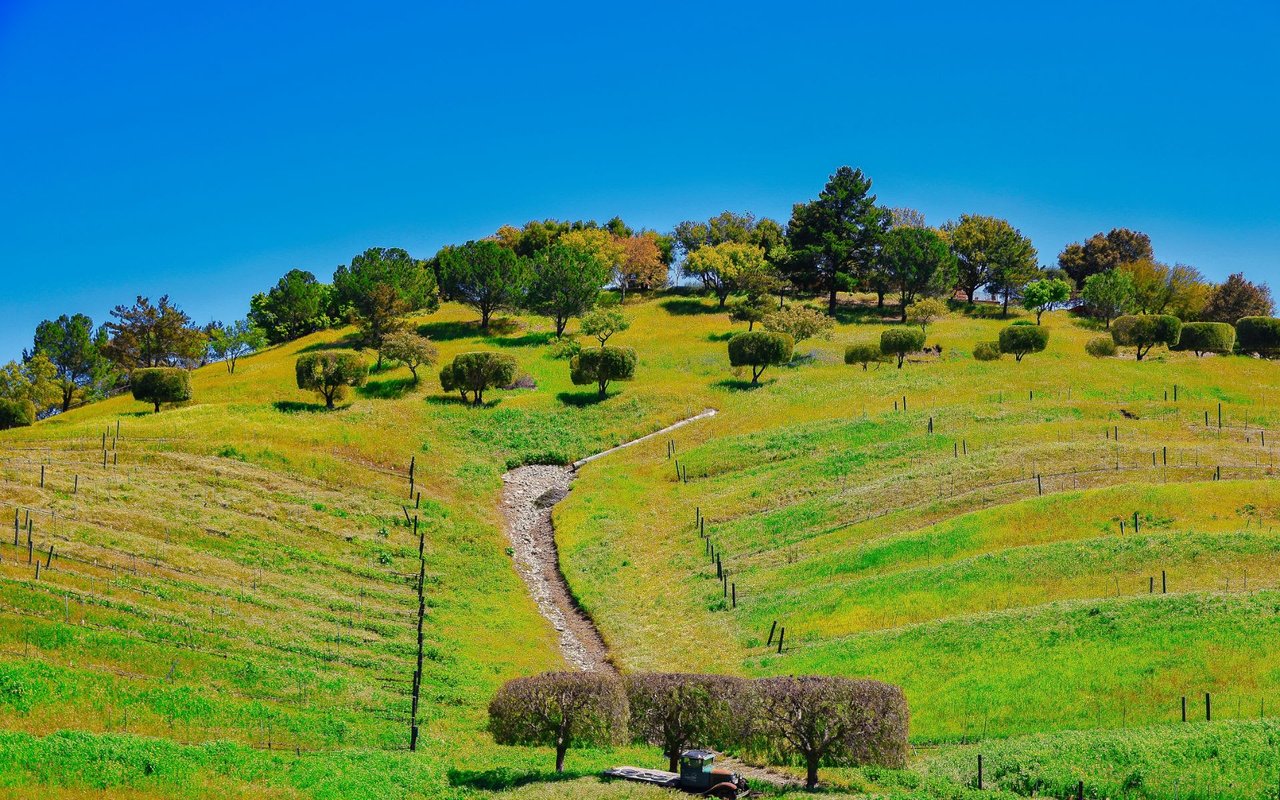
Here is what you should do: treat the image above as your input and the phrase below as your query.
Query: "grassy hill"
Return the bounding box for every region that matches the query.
[2,293,1279,798]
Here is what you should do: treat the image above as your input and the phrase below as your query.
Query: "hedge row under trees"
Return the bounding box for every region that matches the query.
[488,671,909,789]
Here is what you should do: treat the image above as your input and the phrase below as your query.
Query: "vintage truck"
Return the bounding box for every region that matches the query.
[603,749,750,798]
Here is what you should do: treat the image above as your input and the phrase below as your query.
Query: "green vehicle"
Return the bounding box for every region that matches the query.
[604,749,750,798]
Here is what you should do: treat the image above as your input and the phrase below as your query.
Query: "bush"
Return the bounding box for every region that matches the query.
[295,352,368,409]
[1111,314,1181,360]
[0,399,34,430]
[570,346,637,398]
[763,305,833,343]
[1235,316,1280,357]
[626,673,748,773]
[1010,319,1035,326]
[380,332,438,382]
[439,352,517,405]
[547,336,582,360]
[728,331,794,384]
[844,343,886,370]
[1173,321,1235,357]
[905,298,948,332]
[973,341,1002,361]
[131,368,192,413]
[880,328,926,368]
[998,325,1050,362]
[747,676,909,789]
[488,671,628,772]
[1085,336,1118,358]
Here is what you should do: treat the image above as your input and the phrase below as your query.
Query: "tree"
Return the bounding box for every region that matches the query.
[616,232,668,298]
[888,207,927,229]
[381,332,438,383]
[905,298,948,333]
[1057,228,1153,287]
[488,671,628,773]
[1111,314,1182,360]
[248,269,333,344]
[438,352,517,405]
[973,341,1002,361]
[527,243,609,336]
[945,214,1029,306]
[749,676,909,790]
[1020,278,1072,324]
[437,240,530,331]
[683,242,771,307]
[334,248,439,364]
[1081,270,1135,328]
[0,354,60,417]
[560,229,627,294]
[131,367,192,413]
[671,211,784,263]
[879,227,957,318]
[626,673,746,773]
[207,320,266,374]
[1085,336,1118,358]
[880,328,926,368]
[844,343,886,370]
[0,399,34,430]
[984,226,1039,315]
[579,308,630,347]
[570,346,637,398]
[1120,259,1211,317]
[998,325,1050,362]
[295,351,369,409]
[1203,273,1274,324]
[762,305,833,343]
[1235,317,1280,357]
[785,166,891,314]
[102,296,207,369]
[728,331,794,384]
[1173,322,1235,356]
[730,296,772,330]
[29,313,106,411]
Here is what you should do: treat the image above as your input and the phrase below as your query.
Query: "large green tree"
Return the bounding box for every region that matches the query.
[879,227,957,320]
[29,313,107,411]
[945,215,1036,312]
[248,269,333,344]
[785,167,891,315]
[333,248,438,363]
[1081,270,1136,328]
[102,296,207,369]
[1057,228,1153,287]
[1202,273,1274,324]
[439,240,531,331]
[527,243,609,336]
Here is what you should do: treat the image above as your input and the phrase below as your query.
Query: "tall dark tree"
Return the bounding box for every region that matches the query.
[1202,273,1274,324]
[527,243,609,336]
[784,167,890,314]
[102,296,206,369]
[333,248,438,366]
[879,227,957,320]
[248,269,333,344]
[1057,228,1153,287]
[29,313,105,411]
[439,240,531,331]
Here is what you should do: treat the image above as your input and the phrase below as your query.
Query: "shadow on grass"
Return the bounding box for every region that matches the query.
[417,320,480,341]
[272,400,330,413]
[297,333,362,353]
[556,390,609,407]
[713,378,765,391]
[446,768,586,791]
[954,301,1012,319]
[357,377,417,400]
[491,331,556,348]
[425,395,502,408]
[706,331,735,342]
[831,304,900,325]
[661,297,722,316]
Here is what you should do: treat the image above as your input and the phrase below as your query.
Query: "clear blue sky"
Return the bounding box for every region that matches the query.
[2,1,1278,360]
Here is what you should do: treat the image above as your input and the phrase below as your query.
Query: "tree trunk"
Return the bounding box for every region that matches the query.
[555,743,567,773]
[897,354,905,369]
[718,292,728,308]
[748,319,755,331]
[828,281,838,315]
[481,308,491,332]
[153,400,161,413]
[667,749,679,774]
[555,317,567,337]
[474,388,484,405]
[325,392,335,410]
[598,379,607,398]
[876,290,885,309]
[806,755,820,790]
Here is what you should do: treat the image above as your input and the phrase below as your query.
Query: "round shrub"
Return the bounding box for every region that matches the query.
[1010,319,1036,326]
[1236,316,1280,357]
[296,351,368,409]
[131,367,192,413]
[1111,314,1181,360]
[728,331,794,384]
[570,346,637,398]
[0,399,35,430]
[973,341,1002,361]
[844,343,885,370]
[439,351,517,405]
[1085,336,1118,358]
[489,671,628,773]
[998,325,1049,362]
[880,328,926,368]
[1173,321,1235,356]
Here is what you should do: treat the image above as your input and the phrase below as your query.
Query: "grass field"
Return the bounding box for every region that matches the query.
[3,291,1278,797]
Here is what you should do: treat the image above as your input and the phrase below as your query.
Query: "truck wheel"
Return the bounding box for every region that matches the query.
[706,782,739,799]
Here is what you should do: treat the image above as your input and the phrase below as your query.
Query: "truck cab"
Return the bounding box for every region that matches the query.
[679,750,748,797]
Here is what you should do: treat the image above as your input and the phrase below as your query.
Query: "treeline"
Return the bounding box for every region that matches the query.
[487,670,908,790]
[4,165,1274,427]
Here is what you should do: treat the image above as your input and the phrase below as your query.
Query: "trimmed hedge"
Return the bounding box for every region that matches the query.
[728,331,794,384]
[1236,317,1280,357]
[570,346,637,398]
[998,325,1049,362]
[973,341,1002,361]
[131,368,192,413]
[844,343,886,370]
[0,399,35,430]
[1174,321,1235,356]
[439,352,517,405]
[295,351,368,409]
[880,328,926,368]
[1111,314,1181,360]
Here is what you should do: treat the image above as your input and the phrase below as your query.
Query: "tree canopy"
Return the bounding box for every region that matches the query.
[295,351,369,409]
[1081,270,1136,328]
[438,240,531,331]
[1020,278,1071,324]
[439,352,517,405]
[29,313,109,411]
[1111,314,1182,360]
[1203,273,1274,324]
[998,324,1050,362]
[1057,228,1153,287]
[248,269,333,344]
[131,367,192,413]
[488,672,628,773]
[728,331,794,384]
[570,346,637,398]
[102,295,206,369]
[879,227,956,318]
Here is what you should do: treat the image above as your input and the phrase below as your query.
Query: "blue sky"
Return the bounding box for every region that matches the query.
[2,1,1278,360]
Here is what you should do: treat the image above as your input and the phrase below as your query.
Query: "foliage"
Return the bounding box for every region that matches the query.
[1020,278,1071,324]
[728,331,794,383]
[560,229,626,290]
[1203,273,1275,324]
[746,676,910,789]
[683,242,772,307]
[998,324,1050,362]
[785,166,891,314]
[616,232,668,297]
[1057,228,1153,287]
[570,346,637,398]
[248,269,333,344]
[1085,336,1118,357]
[844,343,887,370]
[102,295,207,369]
[1173,321,1235,356]
[973,340,1002,361]
[1235,316,1280,357]
[0,398,34,429]
[1110,314,1182,360]
[762,305,833,343]
[206,319,266,374]
[905,298,948,333]
[438,240,529,331]
[943,215,1036,311]
[488,672,628,772]
[579,308,630,347]
[547,336,582,360]
[29,312,109,411]
[527,243,610,336]
[294,351,368,409]
[671,211,785,262]
[333,248,438,363]
[625,673,747,772]
[439,352,517,405]
[380,332,438,382]
[131,367,193,413]
[729,295,772,330]
[879,328,926,368]
[1119,259,1209,317]
[1080,270,1136,328]
[0,354,60,415]
[879,227,957,317]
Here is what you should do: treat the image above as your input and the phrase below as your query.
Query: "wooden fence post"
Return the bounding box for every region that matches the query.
[767,621,777,646]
